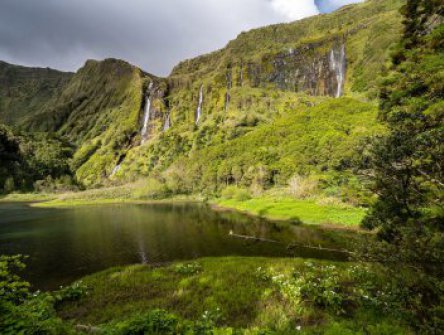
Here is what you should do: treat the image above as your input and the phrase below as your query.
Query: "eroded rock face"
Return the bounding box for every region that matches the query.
[239,42,347,97]
[140,81,168,143]
[168,40,348,113]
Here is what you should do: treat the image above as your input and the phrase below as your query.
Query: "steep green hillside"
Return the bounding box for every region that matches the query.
[116,97,384,202]
[0,61,72,126]
[23,59,168,186]
[0,124,73,193]
[1,0,405,190]
[106,0,403,194]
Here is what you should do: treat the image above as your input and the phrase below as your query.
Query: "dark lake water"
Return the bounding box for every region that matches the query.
[0,202,350,290]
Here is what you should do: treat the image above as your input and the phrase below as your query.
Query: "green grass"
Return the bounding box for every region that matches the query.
[214,197,367,227]
[32,197,198,208]
[57,257,412,334]
[0,193,56,203]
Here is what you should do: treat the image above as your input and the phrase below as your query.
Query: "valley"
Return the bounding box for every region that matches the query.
[0,0,443,334]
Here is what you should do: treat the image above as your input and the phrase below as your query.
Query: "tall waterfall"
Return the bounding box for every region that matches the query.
[329,44,346,98]
[163,112,171,131]
[195,85,203,125]
[140,96,151,144]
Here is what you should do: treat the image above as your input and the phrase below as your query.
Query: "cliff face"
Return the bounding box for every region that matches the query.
[210,41,347,98]
[0,0,405,187]
[140,81,169,144]
[164,0,403,126]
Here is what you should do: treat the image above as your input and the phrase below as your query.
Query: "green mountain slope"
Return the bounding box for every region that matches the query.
[107,0,403,192]
[0,0,406,191]
[0,61,72,126]
[25,59,168,185]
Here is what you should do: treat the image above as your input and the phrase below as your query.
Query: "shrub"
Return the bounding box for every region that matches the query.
[221,186,251,201]
[0,255,30,304]
[287,175,319,199]
[133,178,170,199]
[54,281,88,305]
[221,186,238,199]
[0,255,75,335]
[174,262,202,275]
[3,177,15,194]
[104,310,181,335]
[234,188,252,201]
[266,262,351,315]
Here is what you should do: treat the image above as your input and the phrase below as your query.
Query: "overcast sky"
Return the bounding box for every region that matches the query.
[0,0,363,76]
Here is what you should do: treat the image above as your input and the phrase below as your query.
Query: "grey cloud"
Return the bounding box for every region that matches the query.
[0,0,362,76]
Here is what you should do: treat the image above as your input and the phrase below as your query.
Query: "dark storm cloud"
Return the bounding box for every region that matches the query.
[0,0,362,76]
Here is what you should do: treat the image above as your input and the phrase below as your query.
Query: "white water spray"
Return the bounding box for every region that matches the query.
[141,96,151,144]
[163,112,171,131]
[195,85,203,125]
[329,44,346,98]
[110,163,121,177]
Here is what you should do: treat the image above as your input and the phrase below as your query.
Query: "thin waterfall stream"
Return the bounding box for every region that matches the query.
[329,44,346,98]
[195,85,203,125]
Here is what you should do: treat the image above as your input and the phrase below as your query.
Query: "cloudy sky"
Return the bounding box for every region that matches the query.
[0,0,363,76]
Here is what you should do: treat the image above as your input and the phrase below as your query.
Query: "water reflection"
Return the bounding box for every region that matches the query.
[0,202,349,290]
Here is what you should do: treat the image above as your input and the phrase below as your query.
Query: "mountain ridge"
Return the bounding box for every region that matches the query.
[0,0,405,192]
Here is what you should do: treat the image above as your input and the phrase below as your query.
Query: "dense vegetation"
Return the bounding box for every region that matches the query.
[0,61,72,126]
[0,255,418,334]
[0,124,74,193]
[0,0,404,192]
[360,0,444,332]
[0,0,443,333]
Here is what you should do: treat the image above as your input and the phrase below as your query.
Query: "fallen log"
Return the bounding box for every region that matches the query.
[287,243,354,254]
[229,230,280,244]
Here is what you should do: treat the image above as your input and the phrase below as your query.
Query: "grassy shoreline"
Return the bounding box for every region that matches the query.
[212,197,367,229]
[1,190,367,229]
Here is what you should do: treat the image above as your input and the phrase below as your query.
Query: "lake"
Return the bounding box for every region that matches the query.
[0,202,350,290]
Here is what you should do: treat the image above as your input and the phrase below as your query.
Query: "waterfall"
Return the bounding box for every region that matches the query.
[110,154,126,178]
[329,44,346,98]
[239,61,244,87]
[140,96,151,144]
[225,70,232,111]
[163,112,171,131]
[110,163,121,177]
[195,85,203,125]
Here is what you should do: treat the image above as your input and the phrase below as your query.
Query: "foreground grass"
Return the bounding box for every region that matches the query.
[214,197,367,227]
[58,257,411,334]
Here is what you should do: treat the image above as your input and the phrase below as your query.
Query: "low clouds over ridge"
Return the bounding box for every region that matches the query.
[0,0,363,76]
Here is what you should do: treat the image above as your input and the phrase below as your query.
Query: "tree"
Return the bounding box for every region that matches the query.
[361,2,444,330]
[363,0,444,246]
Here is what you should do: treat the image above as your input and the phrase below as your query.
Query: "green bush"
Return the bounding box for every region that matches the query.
[54,281,89,305]
[0,255,75,335]
[104,310,181,335]
[0,255,30,304]
[133,178,170,200]
[174,262,202,275]
[221,186,251,201]
[221,186,238,199]
[234,189,252,201]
